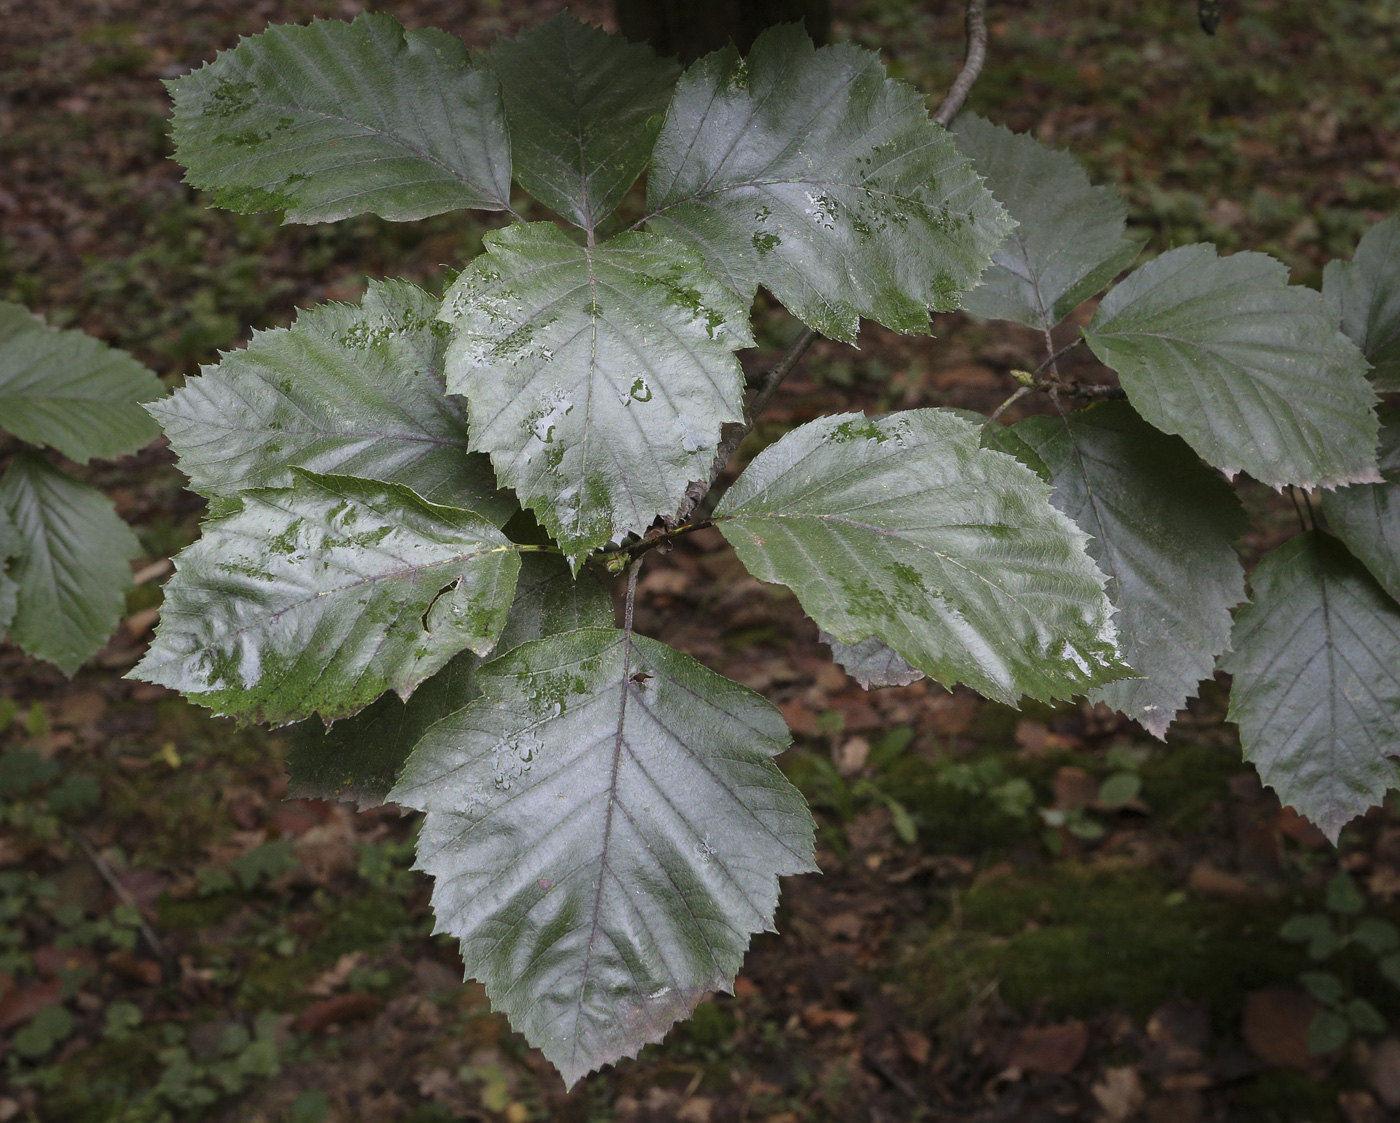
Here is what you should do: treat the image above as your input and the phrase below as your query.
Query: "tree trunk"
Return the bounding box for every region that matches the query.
[615,0,830,63]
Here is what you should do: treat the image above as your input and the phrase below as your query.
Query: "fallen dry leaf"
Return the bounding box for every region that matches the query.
[1243,987,1317,1071]
[293,993,382,1033]
[1092,1066,1146,1121]
[1006,1021,1088,1076]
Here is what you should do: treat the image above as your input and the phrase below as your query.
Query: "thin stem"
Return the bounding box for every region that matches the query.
[1288,485,1312,532]
[674,325,819,523]
[987,384,1031,425]
[623,556,643,634]
[595,518,715,561]
[1034,338,1084,379]
[65,826,169,966]
[933,0,989,127]
[1301,487,1320,533]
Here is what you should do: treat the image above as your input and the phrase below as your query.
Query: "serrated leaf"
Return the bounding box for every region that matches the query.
[390,626,816,1087]
[1224,532,1400,843]
[167,13,512,222]
[645,25,1011,342]
[1324,215,1400,390]
[1084,245,1380,490]
[489,14,678,231]
[1321,412,1400,603]
[130,470,523,724]
[150,280,511,520]
[441,223,752,561]
[820,632,925,689]
[951,115,1143,329]
[943,408,1052,481]
[1014,403,1247,738]
[287,554,612,806]
[713,409,1128,706]
[0,301,162,462]
[0,454,140,675]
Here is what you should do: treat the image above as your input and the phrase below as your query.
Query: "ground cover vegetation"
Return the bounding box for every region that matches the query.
[3,0,1400,1120]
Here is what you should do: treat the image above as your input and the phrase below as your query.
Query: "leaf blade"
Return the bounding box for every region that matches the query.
[714,409,1128,705]
[167,13,512,222]
[951,115,1143,329]
[0,454,141,675]
[1083,245,1380,490]
[441,224,751,561]
[390,626,816,1086]
[1014,402,1248,737]
[1223,532,1400,842]
[489,14,678,230]
[0,301,163,463]
[130,470,522,724]
[1321,412,1400,603]
[149,279,512,520]
[646,26,1011,341]
[1324,215,1400,390]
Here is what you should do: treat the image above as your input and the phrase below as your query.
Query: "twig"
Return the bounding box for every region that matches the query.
[623,556,643,634]
[1032,338,1084,379]
[933,0,988,127]
[986,384,1031,425]
[674,326,819,523]
[64,825,169,965]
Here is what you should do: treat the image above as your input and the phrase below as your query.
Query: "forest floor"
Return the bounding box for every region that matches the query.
[3,0,1400,1120]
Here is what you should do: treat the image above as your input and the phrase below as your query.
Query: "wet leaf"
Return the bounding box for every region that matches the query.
[0,453,140,675]
[1321,412,1400,603]
[390,626,816,1087]
[287,555,612,805]
[646,25,1011,341]
[489,13,678,231]
[1015,403,1247,737]
[131,471,523,724]
[150,279,511,520]
[167,13,512,222]
[0,300,162,463]
[821,633,925,689]
[1324,215,1400,390]
[1084,245,1380,490]
[714,409,1128,705]
[1224,532,1400,843]
[440,223,751,562]
[951,115,1142,329]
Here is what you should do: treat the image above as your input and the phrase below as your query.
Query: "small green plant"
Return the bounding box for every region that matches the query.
[1279,871,1400,1053]
[0,300,165,672]
[131,4,1399,1086]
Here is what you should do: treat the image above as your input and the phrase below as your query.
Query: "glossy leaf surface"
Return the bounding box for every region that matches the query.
[714,409,1127,705]
[167,13,512,222]
[646,26,1011,341]
[0,300,162,463]
[391,627,816,1087]
[288,555,612,805]
[441,223,751,561]
[489,14,678,231]
[1084,245,1379,490]
[1224,532,1400,842]
[1015,403,1247,737]
[151,280,511,520]
[951,116,1142,329]
[0,454,140,675]
[1322,412,1400,603]
[1324,216,1400,390]
[131,471,521,724]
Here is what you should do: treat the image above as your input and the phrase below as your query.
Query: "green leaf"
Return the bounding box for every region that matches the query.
[951,116,1143,329]
[713,409,1128,706]
[1324,215,1400,390]
[441,224,752,561]
[287,554,612,806]
[1326,871,1366,916]
[130,470,523,724]
[1355,917,1400,955]
[645,26,1011,342]
[0,454,140,675]
[1321,412,1400,603]
[1307,1009,1352,1055]
[0,301,162,463]
[1097,772,1142,807]
[1223,532,1400,843]
[1014,404,1247,737]
[389,626,816,1087]
[488,14,678,231]
[1347,997,1388,1035]
[0,506,20,636]
[1279,913,1334,945]
[1084,245,1380,490]
[167,13,512,222]
[149,280,511,520]
[943,408,1052,482]
[820,633,925,689]
[1299,970,1344,1006]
